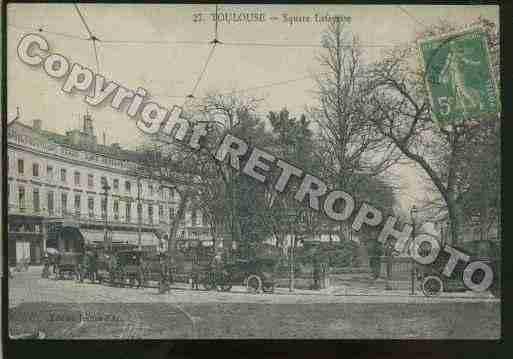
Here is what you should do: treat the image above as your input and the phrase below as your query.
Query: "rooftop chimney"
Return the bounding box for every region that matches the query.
[83,113,94,137]
[33,119,42,131]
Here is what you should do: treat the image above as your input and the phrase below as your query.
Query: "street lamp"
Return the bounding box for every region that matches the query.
[159,183,177,257]
[102,181,111,252]
[410,205,418,295]
[285,208,298,292]
[137,178,142,251]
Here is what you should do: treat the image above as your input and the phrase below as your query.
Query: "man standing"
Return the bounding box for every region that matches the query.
[191,250,201,290]
[313,257,321,290]
[90,252,98,283]
[367,239,383,280]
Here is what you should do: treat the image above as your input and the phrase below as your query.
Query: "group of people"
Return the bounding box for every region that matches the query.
[78,251,100,282]
[41,251,101,282]
[191,251,224,290]
[42,255,59,278]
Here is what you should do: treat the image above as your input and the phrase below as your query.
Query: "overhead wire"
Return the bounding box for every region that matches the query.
[8,6,417,109]
[214,4,219,40]
[181,4,221,107]
[92,40,101,74]
[190,44,217,97]
[100,39,209,45]
[221,41,401,48]
[73,3,94,39]
[7,23,89,41]
[397,5,429,30]
[154,72,325,100]
[73,3,102,74]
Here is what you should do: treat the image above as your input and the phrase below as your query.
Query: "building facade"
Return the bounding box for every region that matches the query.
[7,114,212,265]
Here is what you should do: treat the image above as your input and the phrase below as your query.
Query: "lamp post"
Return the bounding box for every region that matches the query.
[159,183,177,256]
[410,205,418,296]
[102,181,111,252]
[285,209,298,292]
[137,178,142,251]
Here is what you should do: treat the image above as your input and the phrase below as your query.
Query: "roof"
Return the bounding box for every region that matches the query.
[9,121,145,163]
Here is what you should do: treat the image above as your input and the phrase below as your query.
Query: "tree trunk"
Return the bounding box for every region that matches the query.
[168,192,189,257]
[447,195,461,245]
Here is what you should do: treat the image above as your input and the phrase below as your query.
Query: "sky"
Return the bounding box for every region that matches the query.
[6,4,499,214]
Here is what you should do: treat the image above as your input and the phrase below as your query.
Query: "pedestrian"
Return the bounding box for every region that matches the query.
[90,252,98,283]
[191,252,200,290]
[109,253,118,284]
[368,239,383,280]
[384,241,394,282]
[313,257,321,290]
[52,254,59,276]
[42,256,50,278]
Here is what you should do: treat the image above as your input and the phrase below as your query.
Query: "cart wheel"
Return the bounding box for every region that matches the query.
[218,283,232,292]
[202,279,216,291]
[422,276,443,297]
[246,275,262,293]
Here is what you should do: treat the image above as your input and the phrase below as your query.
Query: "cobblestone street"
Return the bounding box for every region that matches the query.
[8,267,500,339]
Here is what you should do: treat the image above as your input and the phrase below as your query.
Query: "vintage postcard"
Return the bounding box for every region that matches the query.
[4,3,500,341]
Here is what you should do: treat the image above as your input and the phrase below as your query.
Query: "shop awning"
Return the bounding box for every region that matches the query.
[80,230,159,247]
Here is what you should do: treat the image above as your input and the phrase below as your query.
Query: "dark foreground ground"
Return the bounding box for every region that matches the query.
[9,301,500,339]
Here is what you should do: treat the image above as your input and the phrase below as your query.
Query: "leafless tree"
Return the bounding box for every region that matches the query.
[311,22,401,258]
[365,17,500,244]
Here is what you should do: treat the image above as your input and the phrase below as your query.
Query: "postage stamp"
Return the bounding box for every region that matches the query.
[418,27,500,123]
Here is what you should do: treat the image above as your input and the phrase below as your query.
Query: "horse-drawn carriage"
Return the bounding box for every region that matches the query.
[109,250,146,287]
[45,221,84,280]
[55,252,83,280]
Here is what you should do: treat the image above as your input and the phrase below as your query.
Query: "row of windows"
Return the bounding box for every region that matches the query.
[15,159,176,198]
[12,186,202,224]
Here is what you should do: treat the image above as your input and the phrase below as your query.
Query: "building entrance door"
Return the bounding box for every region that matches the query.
[30,241,42,264]
[16,241,30,265]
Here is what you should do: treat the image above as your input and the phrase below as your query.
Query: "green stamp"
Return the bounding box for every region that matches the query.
[418,28,499,123]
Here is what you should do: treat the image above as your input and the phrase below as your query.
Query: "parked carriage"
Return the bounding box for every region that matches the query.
[46,221,84,280]
[56,252,82,280]
[180,244,278,293]
[94,251,113,284]
[141,253,176,293]
[111,250,146,288]
[416,239,500,298]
